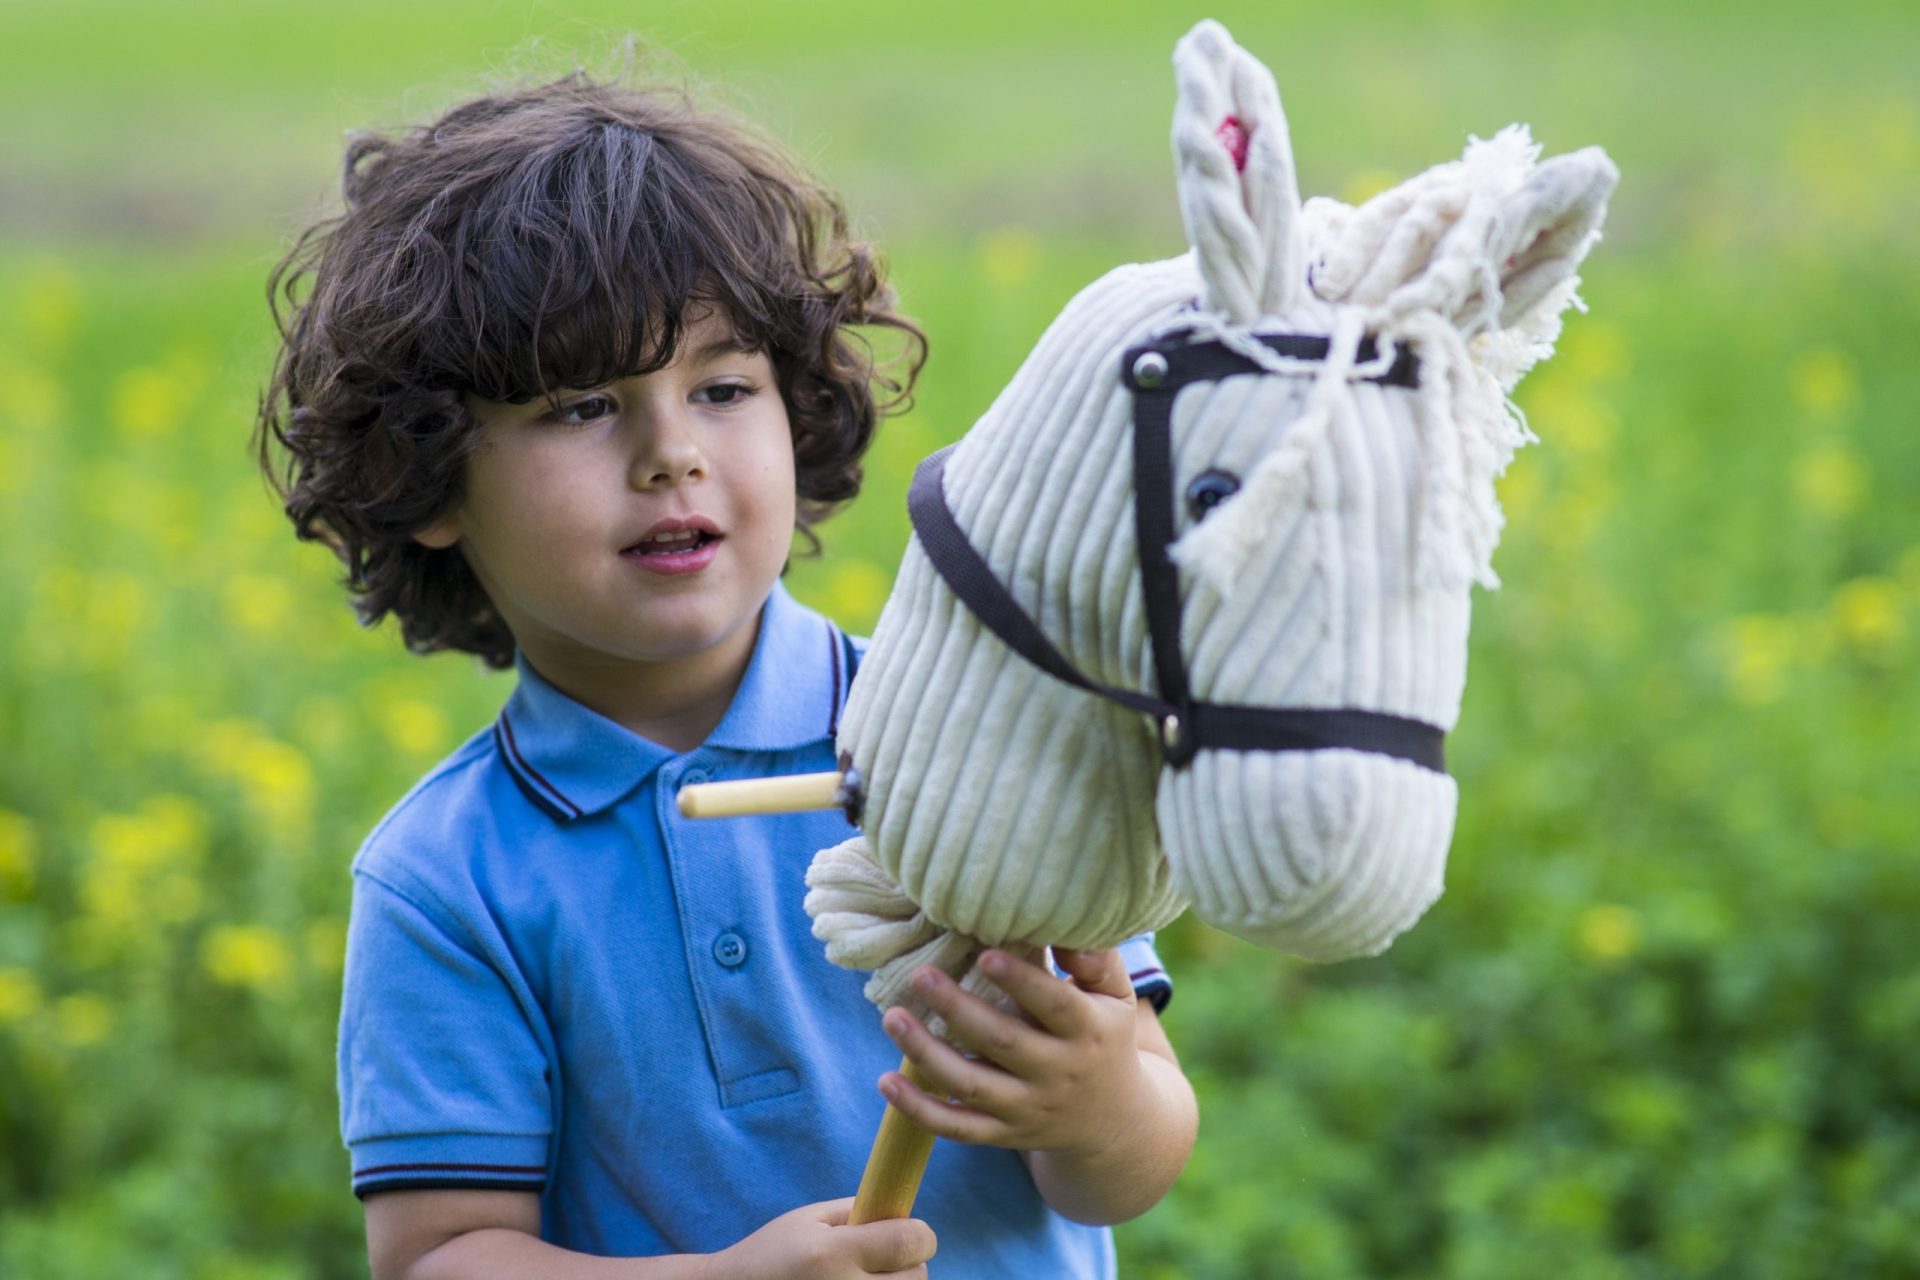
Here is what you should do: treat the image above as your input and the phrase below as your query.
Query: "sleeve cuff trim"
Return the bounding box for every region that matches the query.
[355,1174,545,1201]
[357,1160,546,1178]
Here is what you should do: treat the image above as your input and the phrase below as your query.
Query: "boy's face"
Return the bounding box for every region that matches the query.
[417,306,796,711]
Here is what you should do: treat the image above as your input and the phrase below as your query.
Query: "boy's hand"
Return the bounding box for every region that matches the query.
[877,947,1149,1161]
[714,1198,935,1278]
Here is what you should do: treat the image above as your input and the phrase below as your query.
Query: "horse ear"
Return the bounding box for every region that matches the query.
[1488,146,1618,328]
[1172,20,1303,323]
[1307,126,1618,339]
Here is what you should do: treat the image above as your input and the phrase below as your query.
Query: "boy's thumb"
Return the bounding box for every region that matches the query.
[1053,946,1135,999]
[848,1217,937,1270]
[808,1196,856,1226]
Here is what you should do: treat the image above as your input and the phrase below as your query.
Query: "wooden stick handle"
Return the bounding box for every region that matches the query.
[848,1056,940,1224]
[675,771,844,818]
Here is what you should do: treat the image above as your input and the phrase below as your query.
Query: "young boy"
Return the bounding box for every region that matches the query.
[257,69,1196,1278]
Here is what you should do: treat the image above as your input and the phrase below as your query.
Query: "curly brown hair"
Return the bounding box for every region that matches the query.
[255,71,925,669]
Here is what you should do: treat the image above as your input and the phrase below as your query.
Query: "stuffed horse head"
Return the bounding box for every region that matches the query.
[805,19,1617,1028]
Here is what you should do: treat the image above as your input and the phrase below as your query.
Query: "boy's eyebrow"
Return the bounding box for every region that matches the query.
[688,333,762,363]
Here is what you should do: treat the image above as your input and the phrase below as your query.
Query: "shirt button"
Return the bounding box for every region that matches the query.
[681,769,711,789]
[713,931,749,969]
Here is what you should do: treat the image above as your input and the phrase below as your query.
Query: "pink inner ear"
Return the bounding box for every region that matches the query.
[1216,116,1250,173]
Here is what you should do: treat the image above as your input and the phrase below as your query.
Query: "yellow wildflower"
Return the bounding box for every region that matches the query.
[823,559,892,634]
[977,227,1040,289]
[306,917,349,974]
[195,720,316,837]
[1496,460,1542,531]
[53,994,114,1047]
[1338,167,1399,206]
[1829,577,1905,661]
[1577,904,1640,963]
[0,808,35,899]
[1787,347,1860,423]
[83,795,211,934]
[1561,319,1630,385]
[90,794,210,874]
[110,365,189,439]
[1723,614,1797,706]
[1792,442,1867,519]
[1556,393,1617,458]
[0,968,43,1024]
[245,740,317,835]
[198,718,266,774]
[202,925,295,993]
[222,572,297,639]
[21,564,153,672]
[380,698,451,757]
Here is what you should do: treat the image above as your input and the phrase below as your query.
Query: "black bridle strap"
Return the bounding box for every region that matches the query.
[908,446,1171,723]
[908,448,1448,774]
[905,328,1446,777]
[1126,332,1419,724]
[1131,366,1191,717]
[1192,704,1446,767]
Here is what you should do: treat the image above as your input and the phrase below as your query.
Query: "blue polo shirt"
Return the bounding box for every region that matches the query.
[337,580,1173,1274]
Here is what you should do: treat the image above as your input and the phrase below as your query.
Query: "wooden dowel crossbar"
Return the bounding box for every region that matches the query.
[675,770,844,818]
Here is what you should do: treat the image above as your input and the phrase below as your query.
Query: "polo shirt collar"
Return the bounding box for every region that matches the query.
[707,579,848,753]
[495,581,849,822]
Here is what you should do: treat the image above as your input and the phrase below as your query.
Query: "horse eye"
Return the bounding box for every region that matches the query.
[1186,469,1241,522]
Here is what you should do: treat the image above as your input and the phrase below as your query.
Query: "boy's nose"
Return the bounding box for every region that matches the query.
[629,416,707,489]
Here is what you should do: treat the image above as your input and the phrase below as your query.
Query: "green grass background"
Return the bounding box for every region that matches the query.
[2,1,1917,1276]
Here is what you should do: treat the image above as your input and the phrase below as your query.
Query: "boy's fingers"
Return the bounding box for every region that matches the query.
[883,1007,1023,1113]
[909,971,1049,1075]
[879,1068,1007,1146]
[976,949,1091,1038]
[848,1217,937,1271]
[1053,946,1136,1001]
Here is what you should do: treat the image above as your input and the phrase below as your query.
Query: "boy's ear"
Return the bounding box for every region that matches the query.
[411,514,461,549]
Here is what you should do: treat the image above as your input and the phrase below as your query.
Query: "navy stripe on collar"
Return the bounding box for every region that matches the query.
[828,626,844,738]
[495,713,583,821]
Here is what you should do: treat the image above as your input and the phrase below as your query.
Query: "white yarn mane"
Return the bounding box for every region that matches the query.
[806,19,1617,1034]
[1175,124,1601,598]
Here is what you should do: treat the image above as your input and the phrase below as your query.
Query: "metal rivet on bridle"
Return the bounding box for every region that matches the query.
[1160,713,1183,753]
[1132,351,1169,388]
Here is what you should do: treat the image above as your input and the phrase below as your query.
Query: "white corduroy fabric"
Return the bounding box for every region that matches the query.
[805,19,1618,1028]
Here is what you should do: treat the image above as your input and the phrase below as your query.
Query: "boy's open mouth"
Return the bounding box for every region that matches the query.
[620,515,725,571]
[622,529,720,558]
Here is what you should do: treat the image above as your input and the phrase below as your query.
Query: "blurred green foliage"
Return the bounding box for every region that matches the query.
[2,1,1917,1276]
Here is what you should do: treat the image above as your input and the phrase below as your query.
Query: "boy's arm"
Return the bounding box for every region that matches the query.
[368,1189,935,1280]
[1019,994,1198,1225]
[877,947,1199,1226]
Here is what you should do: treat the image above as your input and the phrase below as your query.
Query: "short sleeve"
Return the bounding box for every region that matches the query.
[1118,932,1174,1013]
[338,870,552,1199]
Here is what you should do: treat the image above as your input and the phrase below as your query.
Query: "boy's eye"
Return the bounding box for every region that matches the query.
[695,381,755,407]
[544,394,616,426]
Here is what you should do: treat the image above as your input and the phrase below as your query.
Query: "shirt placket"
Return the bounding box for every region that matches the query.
[655,755,801,1109]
